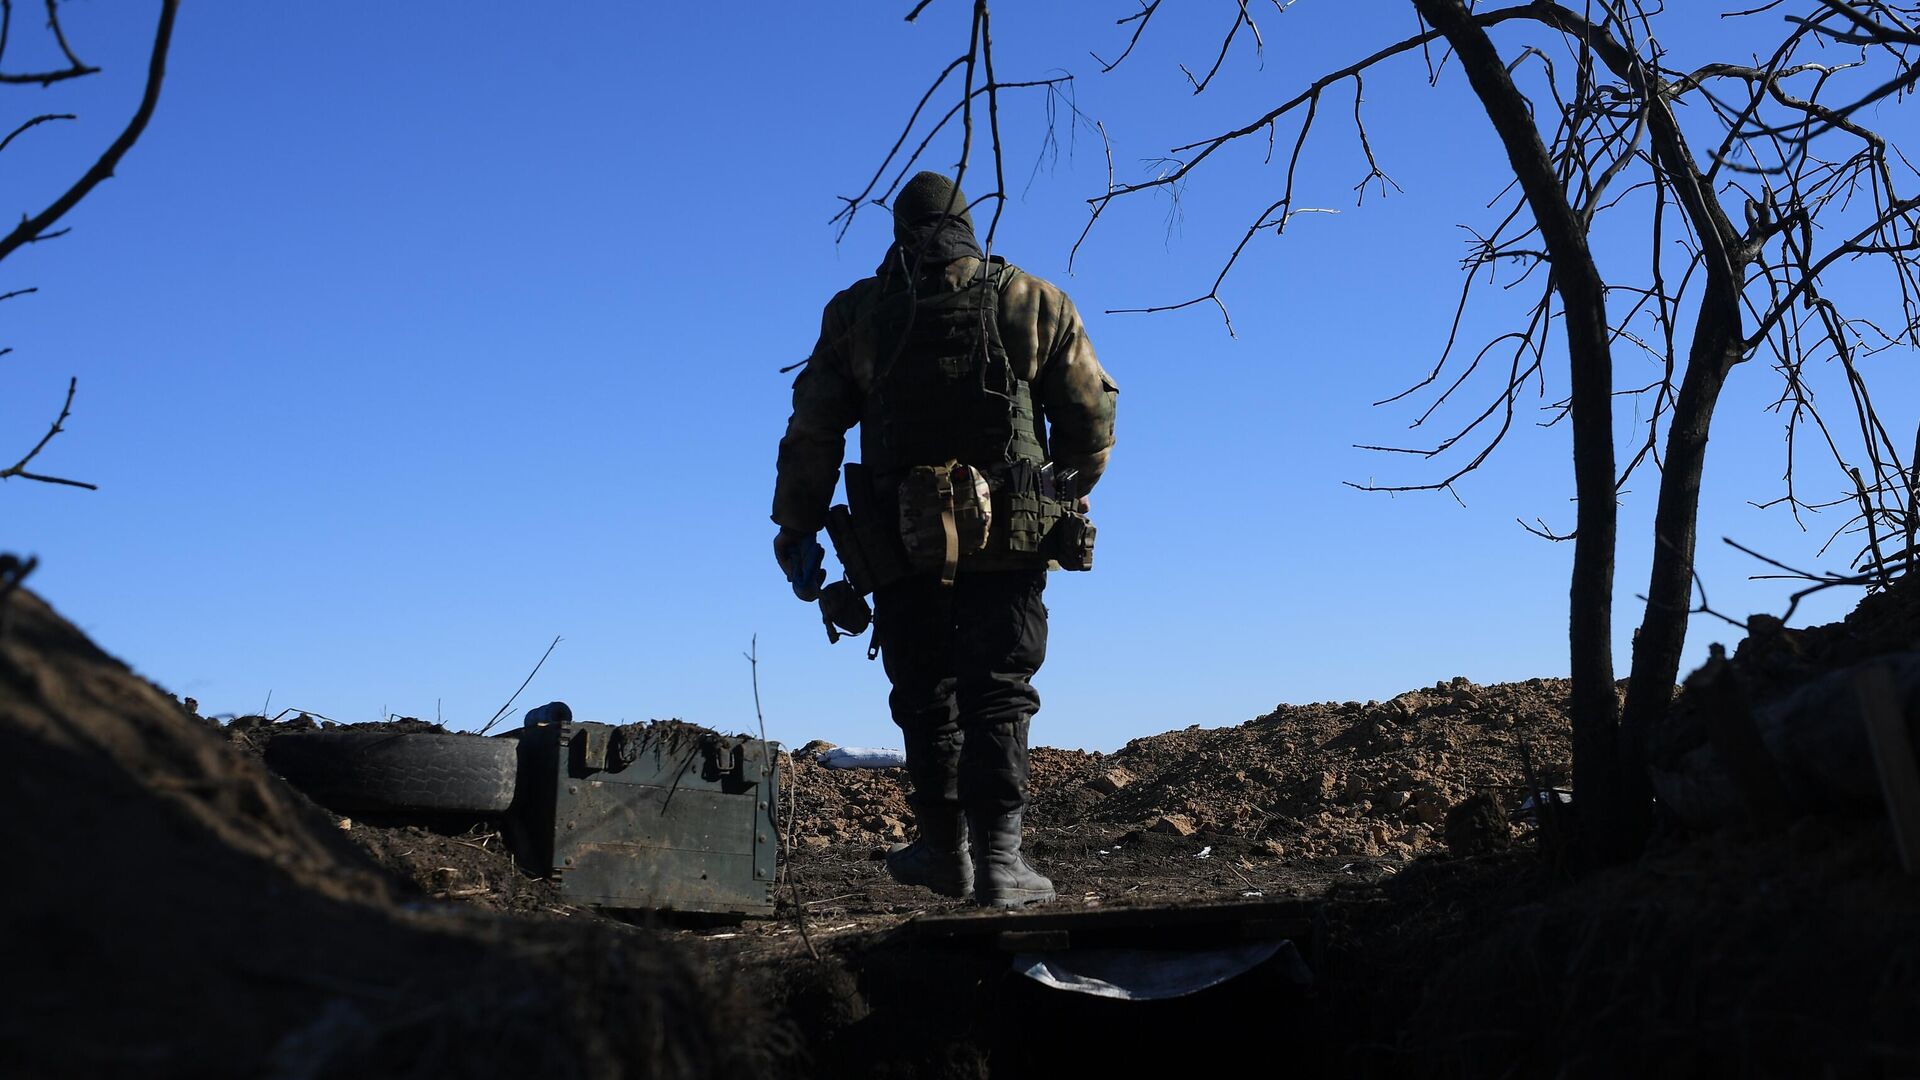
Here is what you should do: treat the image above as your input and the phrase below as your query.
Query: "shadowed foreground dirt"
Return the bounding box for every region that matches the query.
[0,589,777,1079]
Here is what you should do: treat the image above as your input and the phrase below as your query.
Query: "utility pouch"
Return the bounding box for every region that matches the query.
[1002,460,1061,555]
[824,463,911,596]
[1047,510,1097,572]
[898,461,991,587]
[817,580,872,643]
[824,506,874,594]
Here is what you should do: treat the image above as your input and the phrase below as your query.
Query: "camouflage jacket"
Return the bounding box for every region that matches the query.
[772,256,1118,535]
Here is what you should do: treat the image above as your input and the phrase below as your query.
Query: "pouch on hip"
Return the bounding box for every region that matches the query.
[897,461,992,585]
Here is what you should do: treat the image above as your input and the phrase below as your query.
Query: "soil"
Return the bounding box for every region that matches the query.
[1670,572,1920,739]
[770,673,1575,938]
[790,675,1575,856]
[1731,570,1920,696]
[8,577,1920,1078]
[0,589,776,1079]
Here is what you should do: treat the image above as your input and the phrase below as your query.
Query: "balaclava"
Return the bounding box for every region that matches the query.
[889,171,984,268]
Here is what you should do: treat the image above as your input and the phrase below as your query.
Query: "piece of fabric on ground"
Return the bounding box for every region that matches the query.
[1013,940,1310,1001]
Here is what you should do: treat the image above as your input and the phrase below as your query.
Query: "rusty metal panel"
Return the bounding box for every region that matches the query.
[517,706,779,916]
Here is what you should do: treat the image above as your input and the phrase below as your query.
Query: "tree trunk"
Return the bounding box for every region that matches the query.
[1523,4,1752,846]
[1619,279,1743,823]
[1412,0,1630,858]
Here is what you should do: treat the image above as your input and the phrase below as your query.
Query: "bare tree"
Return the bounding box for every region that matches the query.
[831,0,1074,260]
[848,0,1920,859]
[1,0,179,492]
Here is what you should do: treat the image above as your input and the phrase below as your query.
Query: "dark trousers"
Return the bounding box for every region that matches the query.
[874,569,1047,817]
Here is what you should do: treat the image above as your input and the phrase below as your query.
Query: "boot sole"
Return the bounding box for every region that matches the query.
[893,876,974,899]
[885,855,974,899]
[890,868,967,895]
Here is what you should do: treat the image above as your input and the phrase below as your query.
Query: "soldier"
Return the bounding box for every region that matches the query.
[771,171,1118,908]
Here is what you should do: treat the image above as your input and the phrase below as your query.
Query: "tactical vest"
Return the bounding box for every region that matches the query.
[857,258,1061,568]
[861,257,1046,480]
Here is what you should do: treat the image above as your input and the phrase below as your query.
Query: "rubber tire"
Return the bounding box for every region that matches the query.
[263,732,518,814]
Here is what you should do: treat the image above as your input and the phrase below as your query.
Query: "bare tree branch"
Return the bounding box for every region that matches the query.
[0,0,98,86]
[0,112,71,155]
[0,0,176,263]
[1091,0,1162,73]
[829,3,1072,246]
[1,376,94,489]
[1180,1,1260,95]
[0,1,178,498]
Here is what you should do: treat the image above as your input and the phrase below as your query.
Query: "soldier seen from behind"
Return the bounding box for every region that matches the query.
[772,171,1118,908]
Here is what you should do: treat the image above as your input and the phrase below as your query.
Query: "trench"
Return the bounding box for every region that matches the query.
[767,898,1386,1078]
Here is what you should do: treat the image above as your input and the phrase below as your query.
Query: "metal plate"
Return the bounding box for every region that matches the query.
[555,781,772,911]
[543,718,779,915]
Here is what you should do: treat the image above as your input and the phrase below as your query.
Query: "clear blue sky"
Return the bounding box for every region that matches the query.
[7,3,1914,751]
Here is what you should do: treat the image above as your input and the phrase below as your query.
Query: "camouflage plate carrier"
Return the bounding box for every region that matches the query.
[829,257,1087,589]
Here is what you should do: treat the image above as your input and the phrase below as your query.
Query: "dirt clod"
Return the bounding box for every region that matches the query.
[1148,812,1198,836]
[1086,764,1136,794]
[1443,790,1512,856]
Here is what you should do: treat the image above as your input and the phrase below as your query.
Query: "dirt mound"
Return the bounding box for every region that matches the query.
[218,710,446,754]
[784,743,915,848]
[1647,570,1920,828]
[784,678,1573,859]
[0,587,771,1078]
[1034,676,1575,857]
[1738,570,1920,695]
[1663,569,1920,741]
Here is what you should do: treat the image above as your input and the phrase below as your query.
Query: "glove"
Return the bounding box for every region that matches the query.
[775,528,826,601]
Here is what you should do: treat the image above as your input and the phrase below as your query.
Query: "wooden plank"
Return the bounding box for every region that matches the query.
[893,898,1318,949]
[1855,664,1920,875]
[994,930,1070,952]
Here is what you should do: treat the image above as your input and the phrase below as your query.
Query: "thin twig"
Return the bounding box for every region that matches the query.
[1,376,95,489]
[478,635,561,736]
[0,0,97,85]
[1091,0,1161,73]
[268,707,337,724]
[746,635,820,961]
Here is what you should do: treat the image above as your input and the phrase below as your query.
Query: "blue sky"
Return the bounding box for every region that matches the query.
[7,3,1914,751]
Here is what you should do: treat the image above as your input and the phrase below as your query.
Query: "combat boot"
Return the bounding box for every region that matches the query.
[886,804,973,898]
[967,807,1054,909]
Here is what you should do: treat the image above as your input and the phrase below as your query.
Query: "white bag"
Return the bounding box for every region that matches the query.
[816,746,908,770]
